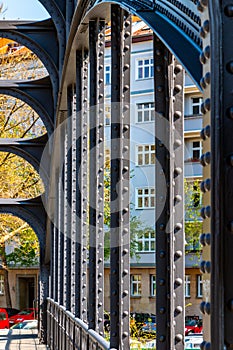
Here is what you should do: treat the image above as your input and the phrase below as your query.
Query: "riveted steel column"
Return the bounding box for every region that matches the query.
[198,1,213,348]
[154,35,184,350]
[70,82,78,316]
[110,5,131,349]
[64,85,73,311]
[220,2,233,345]
[88,19,105,335]
[58,125,65,306]
[75,49,89,322]
[54,173,59,302]
[172,57,185,350]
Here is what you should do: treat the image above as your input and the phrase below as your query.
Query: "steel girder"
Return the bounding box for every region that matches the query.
[2,0,233,349]
[0,77,54,135]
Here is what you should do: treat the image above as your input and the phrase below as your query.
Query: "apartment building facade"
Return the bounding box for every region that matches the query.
[104,20,203,318]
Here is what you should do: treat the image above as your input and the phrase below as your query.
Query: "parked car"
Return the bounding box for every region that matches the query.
[4,308,20,318]
[9,308,37,326]
[185,318,203,335]
[11,319,38,330]
[0,308,9,329]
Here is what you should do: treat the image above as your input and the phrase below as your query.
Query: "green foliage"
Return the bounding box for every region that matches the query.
[184,179,203,254]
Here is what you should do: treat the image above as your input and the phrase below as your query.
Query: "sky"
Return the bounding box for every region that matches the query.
[1,0,49,20]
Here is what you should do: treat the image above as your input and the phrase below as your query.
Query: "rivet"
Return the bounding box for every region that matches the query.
[200,341,207,350]
[205,261,211,273]
[200,301,206,314]
[174,195,182,204]
[227,299,233,311]
[175,278,182,286]
[203,19,210,33]
[228,221,233,232]
[200,77,206,89]
[123,331,128,338]
[156,65,162,72]
[157,85,164,92]
[199,52,206,65]
[159,224,165,231]
[159,335,166,342]
[159,279,165,286]
[205,302,211,315]
[159,307,166,314]
[200,260,206,273]
[205,343,211,350]
[174,65,182,74]
[227,106,233,119]
[174,84,182,93]
[225,4,233,16]
[197,1,204,12]
[175,334,183,342]
[175,223,182,232]
[155,49,161,56]
[174,111,182,119]
[226,61,233,74]
[174,167,182,175]
[175,250,182,258]
[200,233,206,246]
[206,233,211,245]
[175,306,183,314]
[204,46,210,59]
[160,250,166,258]
[204,72,211,85]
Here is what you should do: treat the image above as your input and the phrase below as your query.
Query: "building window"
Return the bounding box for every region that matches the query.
[192,97,203,115]
[137,58,154,79]
[137,103,155,123]
[185,275,191,297]
[197,275,203,297]
[137,144,155,165]
[136,188,155,209]
[0,275,4,296]
[105,106,111,125]
[150,275,156,297]
[131,275,141,296]
[137,230,155,252]
[192,141,202,161]
[105,65,111,85]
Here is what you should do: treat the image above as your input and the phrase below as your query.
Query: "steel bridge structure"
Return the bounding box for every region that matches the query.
[0,0,232,349]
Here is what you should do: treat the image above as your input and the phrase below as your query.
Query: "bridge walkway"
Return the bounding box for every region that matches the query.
[0,330,48,350]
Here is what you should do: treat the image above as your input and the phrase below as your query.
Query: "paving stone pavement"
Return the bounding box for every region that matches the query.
[0,329,49,349]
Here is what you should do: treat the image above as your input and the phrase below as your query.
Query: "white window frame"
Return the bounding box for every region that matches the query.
[131,275,142,296]
[137,230,155,252]
[136,58,154,80]
[185,275,191,297]
[0,275,4,296]
[136,188,155,209]
[197,275,203,298]
[150,275,156,297]
[105,65,111,85]
[137,102,155,123]
[191,97,203,115]
[136,144,155,166]
[192,140,202,161]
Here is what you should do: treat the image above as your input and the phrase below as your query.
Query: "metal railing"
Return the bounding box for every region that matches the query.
[47,298,110,350]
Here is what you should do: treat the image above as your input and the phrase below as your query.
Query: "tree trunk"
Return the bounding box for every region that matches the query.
[1,242,12,308]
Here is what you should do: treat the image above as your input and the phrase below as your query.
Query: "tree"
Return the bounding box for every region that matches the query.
[184,179,203,258]
[0,39,46,306]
